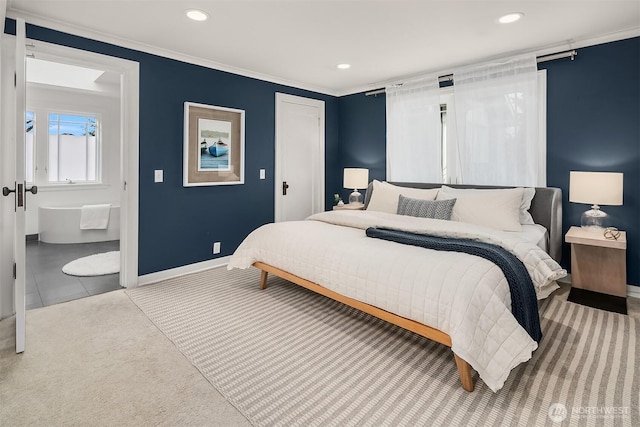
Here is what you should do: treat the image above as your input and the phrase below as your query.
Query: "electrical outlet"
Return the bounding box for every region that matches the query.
[154,169,163,183]
[259,169,266,180]
[213,242,221,254]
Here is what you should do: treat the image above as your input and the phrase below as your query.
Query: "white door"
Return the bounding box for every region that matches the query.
[0,18,29,353]
[274,93,325,222]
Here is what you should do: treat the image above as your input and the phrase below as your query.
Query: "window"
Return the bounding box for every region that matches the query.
[386,57,546,187]
[452,58,545,187]
[47,113,99,183]
[433,73,545,186]
[385,76,442,183]
[439,91,460,185]
[440,103,448,183]
[26,111,35,183]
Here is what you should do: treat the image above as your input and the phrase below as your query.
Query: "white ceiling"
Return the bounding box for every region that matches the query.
[6,0,640,96]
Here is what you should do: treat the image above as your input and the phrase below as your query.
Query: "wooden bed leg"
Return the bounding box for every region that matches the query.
[260,270,268,290]
[453,353,475,392]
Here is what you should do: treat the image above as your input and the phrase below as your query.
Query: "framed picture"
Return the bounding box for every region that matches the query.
[183,102,245,186]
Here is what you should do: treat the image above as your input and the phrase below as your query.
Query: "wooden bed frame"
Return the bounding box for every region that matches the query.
[253,261,475,392]
[251,183,562,392]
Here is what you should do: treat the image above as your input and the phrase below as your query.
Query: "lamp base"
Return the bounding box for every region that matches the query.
[581,205,608,229]
[348,190,363,205]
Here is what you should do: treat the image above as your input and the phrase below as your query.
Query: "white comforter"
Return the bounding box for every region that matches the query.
[227,211,567,392]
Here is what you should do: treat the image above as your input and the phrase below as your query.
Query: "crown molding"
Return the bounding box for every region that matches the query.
[5,10,340,97]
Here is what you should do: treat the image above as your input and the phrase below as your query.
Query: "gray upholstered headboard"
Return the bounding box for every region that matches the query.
[363,182,563,263]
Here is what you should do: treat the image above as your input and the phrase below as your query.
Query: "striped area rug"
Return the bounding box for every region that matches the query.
[127,267,639,426]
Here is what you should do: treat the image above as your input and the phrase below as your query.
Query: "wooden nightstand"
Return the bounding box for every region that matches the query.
[333,204,364,211]
[565,226,627,313]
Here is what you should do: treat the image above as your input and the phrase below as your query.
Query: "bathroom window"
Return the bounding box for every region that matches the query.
[48,113,100,183]
[26,111,35,183]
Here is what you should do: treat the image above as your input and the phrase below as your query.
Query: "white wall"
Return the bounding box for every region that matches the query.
[25,84,120,235]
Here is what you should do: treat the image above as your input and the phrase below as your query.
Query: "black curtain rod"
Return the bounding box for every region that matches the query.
[364,49,577,96]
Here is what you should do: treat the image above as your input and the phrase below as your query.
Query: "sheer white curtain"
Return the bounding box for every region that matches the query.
[453,54,543,186]
[386,76,442,182]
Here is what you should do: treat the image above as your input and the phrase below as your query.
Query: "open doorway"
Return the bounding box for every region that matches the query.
[20,41,139,308]
[25,58,121,308]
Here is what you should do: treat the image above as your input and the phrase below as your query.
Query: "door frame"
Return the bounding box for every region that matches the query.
[274,93,325,222]
[23,39,140,290]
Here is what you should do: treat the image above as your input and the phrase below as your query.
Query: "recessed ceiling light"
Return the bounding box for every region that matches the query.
[337,64,351,70]
[186,9,209,21]
[498,13,523,24]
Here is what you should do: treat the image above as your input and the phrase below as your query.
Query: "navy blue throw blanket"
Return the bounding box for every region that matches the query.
[365,227,542,343]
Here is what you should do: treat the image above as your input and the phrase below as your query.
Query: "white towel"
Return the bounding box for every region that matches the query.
[80,204,111,230]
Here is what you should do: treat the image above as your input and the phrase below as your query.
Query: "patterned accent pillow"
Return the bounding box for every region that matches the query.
[397,195,456,220]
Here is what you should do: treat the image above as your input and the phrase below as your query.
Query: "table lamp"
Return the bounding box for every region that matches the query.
[569,171,623,228]
[343,168,369,206]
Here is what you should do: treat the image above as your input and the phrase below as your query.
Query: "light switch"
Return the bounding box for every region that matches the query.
[154,169,163,183]
[260,169,266,180]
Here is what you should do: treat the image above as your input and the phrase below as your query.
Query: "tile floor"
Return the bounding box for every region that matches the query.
[26,240,121,309]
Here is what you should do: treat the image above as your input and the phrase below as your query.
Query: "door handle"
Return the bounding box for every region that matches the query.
[282,181,289,196]
[2,186,15,197]
[2,183,37,211]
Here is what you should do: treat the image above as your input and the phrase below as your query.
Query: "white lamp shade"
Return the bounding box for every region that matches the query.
[569,171,623,206]
[343,168,369,190]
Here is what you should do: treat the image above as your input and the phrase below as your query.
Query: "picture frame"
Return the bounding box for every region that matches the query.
[183,102,245,186]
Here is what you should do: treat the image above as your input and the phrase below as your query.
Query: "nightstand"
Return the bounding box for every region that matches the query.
[333,204,364,211]
[565,226,627,314]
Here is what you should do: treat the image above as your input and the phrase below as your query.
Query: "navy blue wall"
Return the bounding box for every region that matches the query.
[8,21,339,275]
[335,92,387,202]
[336,37,640,286]
[541,37,639,286]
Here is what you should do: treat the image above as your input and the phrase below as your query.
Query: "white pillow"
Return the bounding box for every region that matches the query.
[440,185,536,225]
[366,180,439,214]
[436,188,523,231]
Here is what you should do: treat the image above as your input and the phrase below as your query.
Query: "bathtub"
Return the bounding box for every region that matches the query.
[39,204,120,244]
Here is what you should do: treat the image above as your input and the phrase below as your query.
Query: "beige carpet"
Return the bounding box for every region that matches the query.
[0,289,250,426]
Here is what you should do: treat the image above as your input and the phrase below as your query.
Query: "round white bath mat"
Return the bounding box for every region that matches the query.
[62,251,120,276]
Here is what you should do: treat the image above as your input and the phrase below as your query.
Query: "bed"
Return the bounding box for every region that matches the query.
[228,181,567,392]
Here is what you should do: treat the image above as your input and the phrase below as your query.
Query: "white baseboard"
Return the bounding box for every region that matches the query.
[557,273,640,299]
[628,285,640,299]
[137,256,231,287]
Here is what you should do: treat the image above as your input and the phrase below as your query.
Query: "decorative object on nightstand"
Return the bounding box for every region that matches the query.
[603,227,621,240]
[565,226,627,314]
[569,171,623,229]
[343,168,369,206]
[333,193,344,207]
